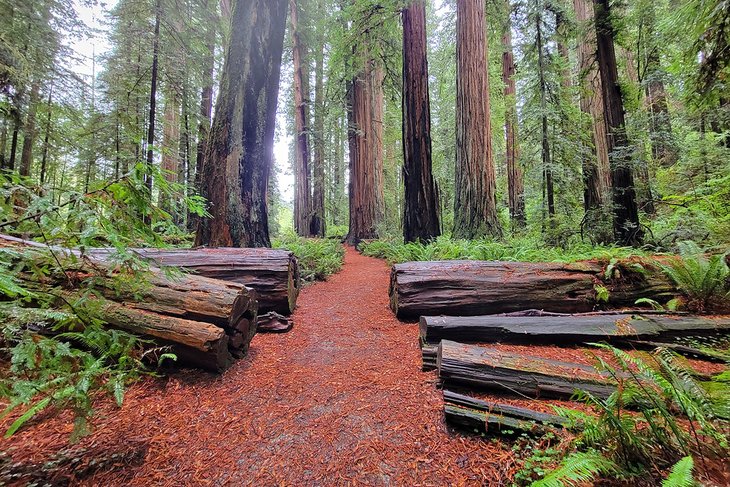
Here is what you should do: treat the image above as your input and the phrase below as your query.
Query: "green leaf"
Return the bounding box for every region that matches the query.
[662,456,696,487]
[5,397,52,438]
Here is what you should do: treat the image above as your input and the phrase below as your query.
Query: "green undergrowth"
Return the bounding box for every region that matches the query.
[360,235,648,265]
[273,233,345,282]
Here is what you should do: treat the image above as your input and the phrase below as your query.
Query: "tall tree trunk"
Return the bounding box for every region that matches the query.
[191,0,216,231]
[556,10,572,90]
[0,119,7,169]
[645,55,676,167]
[145,0,162,217]
[536,12,555,220]
[333,112,345,226]
[39,86,53,185]
[159,92,180,212]
[453,0,501,239]
[8,113,20,171]
[575,0,611,241]
[402,0,440,243]
[195,0,288,248]
[290,0,312,237]
[502,15,525,230]
[19,81,40,177]
[345,56,384,244]
[594,0,643,246]
[310,0,326,237]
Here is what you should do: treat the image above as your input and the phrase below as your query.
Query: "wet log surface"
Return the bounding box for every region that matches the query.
[437,340,615,400]
[88,247,300,315]
[389,260,674,319]
[420,314,730,345]
[443,390,569,435]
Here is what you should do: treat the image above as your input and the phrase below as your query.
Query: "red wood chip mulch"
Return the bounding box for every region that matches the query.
[0,247,519,486]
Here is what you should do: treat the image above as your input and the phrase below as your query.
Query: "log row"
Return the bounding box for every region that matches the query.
[420,313,730,346]
[87,247,300,315]
[2,234,258,371]
[437,340,616,400]
[390,260,675,319]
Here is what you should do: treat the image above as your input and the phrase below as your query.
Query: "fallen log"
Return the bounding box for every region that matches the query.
[2,234,258,370]
[422,345,438,371]
[437,340,615,400]
[390,260,675,319]
[420,314,730,346]
[88,247,300,315]
[257,312,293,333]
[443,390,569,435]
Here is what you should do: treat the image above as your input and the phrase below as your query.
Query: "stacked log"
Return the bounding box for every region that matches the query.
[437,340,615,400]
[389,260,675,319]
[88,247,300,315]
[420,314,730,346]
[443,390,569,435]
[2,234,258,372]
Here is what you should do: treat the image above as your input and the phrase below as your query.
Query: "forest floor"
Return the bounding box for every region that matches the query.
[0,246,523,486]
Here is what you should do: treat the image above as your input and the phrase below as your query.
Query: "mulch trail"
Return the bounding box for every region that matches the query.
[0,247,519,486]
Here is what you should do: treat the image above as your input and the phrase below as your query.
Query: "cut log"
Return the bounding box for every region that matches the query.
[443,390,569,435]
[420,314,730,345]
[2,234,258,370]
[422,345,438,371]
[257,311,293,333]
[88,247,300,315]
[437,340,615,400]
[390,260,674,319]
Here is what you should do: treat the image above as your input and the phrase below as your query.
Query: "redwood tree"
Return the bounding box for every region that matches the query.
[290,0,313,237]
[195,0,288,248]
[454,0,501,239]
[402,0,440,243]
[594,0,643,245]
[502,16,525,229]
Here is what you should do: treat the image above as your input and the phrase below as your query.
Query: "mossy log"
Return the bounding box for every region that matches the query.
[389,260,674,319]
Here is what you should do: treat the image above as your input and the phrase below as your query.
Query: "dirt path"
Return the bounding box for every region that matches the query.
[2,247,516,485]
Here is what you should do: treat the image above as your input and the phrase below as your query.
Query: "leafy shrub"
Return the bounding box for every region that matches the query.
[660,241,729,312]
[360,235,646,265]
[541,345,729,486]
[273,233,345,282]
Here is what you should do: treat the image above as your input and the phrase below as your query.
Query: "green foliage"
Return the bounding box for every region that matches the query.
[544,345,729,484]
[0,168,200,440]
[660,241,730,312]
[360,235,646,264]
[662,456,696,487]
[273,233,345,282]
[531,451,617,487]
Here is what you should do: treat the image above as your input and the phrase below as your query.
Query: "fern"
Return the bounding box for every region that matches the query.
[531,451,617,487]
[661,241,729,312]
[662,457,696,487]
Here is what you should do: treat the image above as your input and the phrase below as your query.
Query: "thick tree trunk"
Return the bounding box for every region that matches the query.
[420,314,730,345]
[453,0,501,239]
[594,0,643,246]
[575,0,611,240]
[310,1,326,238]
[502,20,526,230]
[345,57,384,244]
[290,0,313,237]
[389,260,674,319]
[195,0,288,248]
[437,340,615,399]
[19,81,40,177]
[402,1,440,243]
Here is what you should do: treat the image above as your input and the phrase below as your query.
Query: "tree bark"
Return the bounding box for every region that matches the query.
[594,0,643,246]
[502,17,526,230]
[39,86,53,185]
[19,81,40,177]
[453,0,501,239]
[159,91,180,212]
[401,1,440,243]
[290,0,313,237]
[437,340,615,400]
[345,56,384,244]
[195,0,288,248]
[536,12,555,220]
[310,0,326,237]
[389,259,674,319]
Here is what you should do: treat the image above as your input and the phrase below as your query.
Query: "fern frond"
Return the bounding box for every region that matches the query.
[532,451,617,487]
[662,456,696,487]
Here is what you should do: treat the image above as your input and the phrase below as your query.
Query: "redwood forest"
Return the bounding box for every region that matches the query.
[1,0,730,485]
